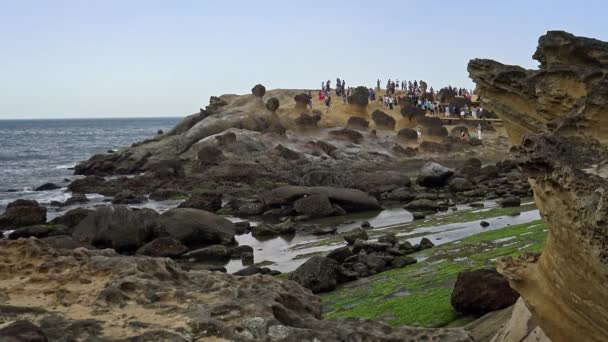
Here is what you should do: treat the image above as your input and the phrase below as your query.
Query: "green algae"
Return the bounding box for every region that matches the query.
[321,218,547,328]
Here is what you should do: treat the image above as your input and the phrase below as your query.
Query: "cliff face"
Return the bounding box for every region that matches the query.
[469,31,608,342]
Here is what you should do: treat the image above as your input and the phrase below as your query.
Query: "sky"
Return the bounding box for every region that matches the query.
[1,0,607,119]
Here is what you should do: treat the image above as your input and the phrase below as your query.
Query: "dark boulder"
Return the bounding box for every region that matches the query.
[72,206,159,253]
[135,237,188,258]
[181,245,233,262]
[234,265,273,276]
[0,320,48,342]
[0,199,47,229]
[251,221,295,239]
[343,227,368,245]
[397,128,418,142]
[34,183,61,191]
[62,193,89,206]
[451,268,520,316]
[294,93,311,110]
[294,194,335,218]
[416,162,454,187]
[326,246,353,263]
[378,233,398,245]
[295,112,321,129]
[260,186,381,212]
[347,86,369,111]
[8,225,65,240]
[346,116,370,129]
[404,199,439,212]
[355,171,411,195]
[371,110,396,130]
[251,84,266,98]
[500,196,521,207]
[178,192,223,212]
[265,97,280,112]
[149,189,188,201]
[449,178,475,192]
[480,221,490,228]
[290,256,338,293]
[157,208,236,248]
[49,208,92,232]
[419,237,435,249]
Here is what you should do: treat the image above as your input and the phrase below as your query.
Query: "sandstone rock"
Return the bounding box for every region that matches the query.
[417,162,454,187]
[135,237,189,258]
[329,128,364,144]
[0,199,47,230]
[344,227,368,245]
[451,269,519,316]
[178,192,222,212]
[251,84,266,98]
[347,86,369,113]
[157,208,236,248]
[295,112,321,129]
[371,110,396,130]
[265,97,280,112]
[34,182,61,191]
[293,93,311,110]
[347,116,370,129]
[290,256,338,293]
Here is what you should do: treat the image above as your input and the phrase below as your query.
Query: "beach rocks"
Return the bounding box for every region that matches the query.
[157,208,236,248]
[135,237,188,258]
[149,189,187,201]
[181,245,233,262]
[41,235,95,250]
[178,192,222,212]
[261,186,381,213]
[8,224,64,240]
[34,182,61,191]
[273,144,303,160]
[72,206,159,253]
[344,227,368,245]
[371,110,396,130]
[251,84,266,98]
[49,208,92,231]
[451,269,519,316]
[326,246,354,263]
[0,320,48,342]
[300,171,354,188]
[404,199,439,212]
[294,194,335,218]
[449,178,475,192]
[397,128,418,142]
[416,162,454,187]
[499,196,521,207]
[290,256,338,293]
[0,199,47,229]
[251,221,295,239]
[354,171,411,195]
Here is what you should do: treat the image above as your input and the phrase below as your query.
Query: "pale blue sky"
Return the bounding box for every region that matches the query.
[1,0,606,119]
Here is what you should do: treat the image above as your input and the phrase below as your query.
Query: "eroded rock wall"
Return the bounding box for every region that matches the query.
[469,31,608,342]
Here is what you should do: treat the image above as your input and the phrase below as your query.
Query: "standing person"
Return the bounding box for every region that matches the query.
[460,129,466,140]
[477,124,483,140]
[308,94,314,111]
[325,94,331,113]
[389,96,394,110]
[417,127,422,140]
[342,91,347,104]
[322,82,325,92]
[479,107,484,119]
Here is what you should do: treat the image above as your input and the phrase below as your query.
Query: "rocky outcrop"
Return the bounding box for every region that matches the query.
[469,31,608,342]
[347,116,370,129]
[293,93,311,111]
[266,97,280,112]
[347,86,369,115]
[260,185,381,213]
[251,84,266,98]
[0,238,472,341]
[451,269,519,316]
[157,208,236,248]
[0,199,47,230]
[371,110,396,130]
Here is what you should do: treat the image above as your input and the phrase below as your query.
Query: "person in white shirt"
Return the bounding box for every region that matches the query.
[417,127,422,140]
[477,124,483,140]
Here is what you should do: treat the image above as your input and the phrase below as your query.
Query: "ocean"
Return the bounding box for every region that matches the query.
[0,117,181,213]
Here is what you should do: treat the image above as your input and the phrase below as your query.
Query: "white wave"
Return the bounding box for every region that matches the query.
[54,163,76,169]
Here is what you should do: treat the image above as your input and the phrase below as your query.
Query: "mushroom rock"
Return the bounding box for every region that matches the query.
[294,93,311,111]
[347,86,369,115]
[397,128,418,143]
[347,116,370,130]
[469,31,608,342]
[295,112,321,130]
[265,97,280,112]
[251,84,266,98]
[399,106,426,128]
[371,110,396,130]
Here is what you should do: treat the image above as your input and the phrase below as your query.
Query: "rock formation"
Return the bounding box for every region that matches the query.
[251,84,266,98]
[294,93,311,111]
[371,110,396,130]
[265,97,280,112]
[469,31,608,342]
[347,86,369,115]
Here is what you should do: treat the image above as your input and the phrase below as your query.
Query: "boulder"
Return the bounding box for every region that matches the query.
[312,226,337,235]
[397,128,418,142]
[293,194,335,217]
[34,182,61,191]
[392,256,417,268]
[346,116,370,130]
[251,84,266,98]
[404,199,439,212]
[329,128,364,144]
[451,269,519,316]
[234,265,273,276]
[480,221,490,228]
[382,187,417,201]
[8,225,64,240]
[500,197,521,207]
[0,199,47,229]
[378,233,398,245]
[135,237,189,258]
[449,178,475,192]
[0,320,48,342]
[49,208,92,231]
[41,235,95,250]
[274,144,303,160]
[326,246,353,263]
[178,192,223,212]
[261,186,381,212]
[251,222,295,239]
[419,237,435,249]
[411,212,426,220]
[157,208,236,248]
[181,245,233,262]
[347,86,369,113]
[355,171,411,195]
[416,162,454,187]
[290,256,338,293]
[72,206,159,253]
[294,93,311,110]
[111,191,147,204]
[295,112,321,129]
[344,227,368,245]
[371,110,396,130]
[265,97,280,112]
[62,193,89,206]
